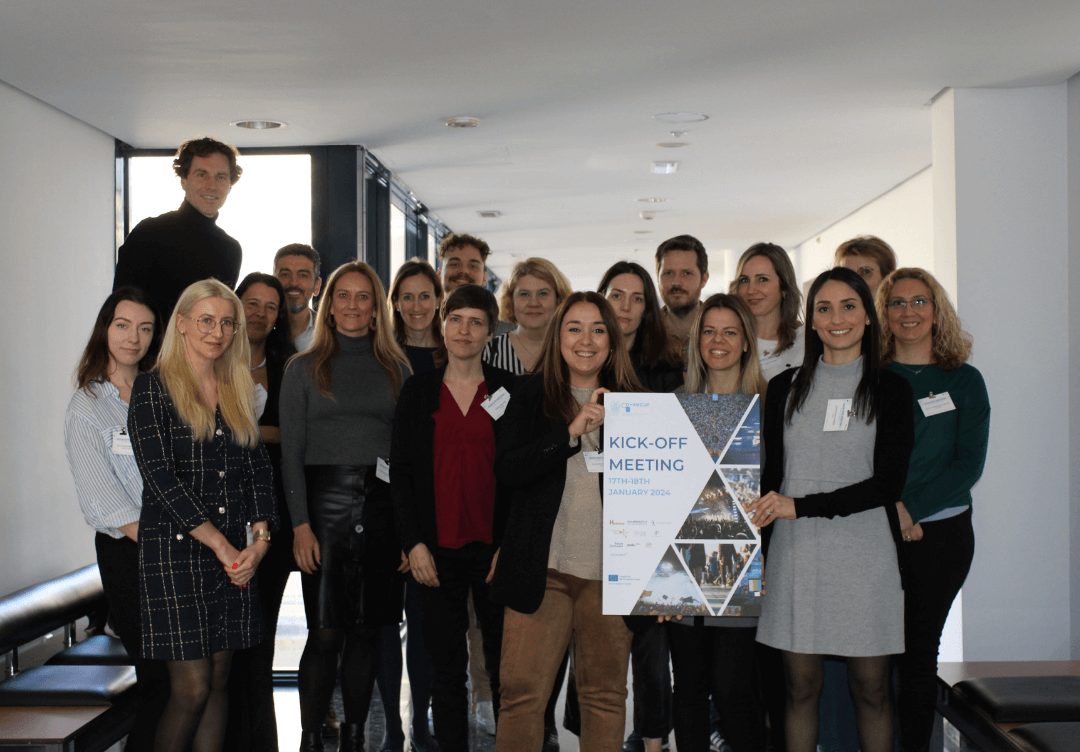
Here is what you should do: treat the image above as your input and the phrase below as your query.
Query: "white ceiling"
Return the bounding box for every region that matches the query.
[3,0,1079,287]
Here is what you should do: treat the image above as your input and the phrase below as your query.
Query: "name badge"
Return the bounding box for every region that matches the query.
[481,387,510,420]
[583,451,604,473]
[823,399,853,432]
[376,457,390,483]
[918,391,956,417]
[254,387,268,420]
[111,427,134,455]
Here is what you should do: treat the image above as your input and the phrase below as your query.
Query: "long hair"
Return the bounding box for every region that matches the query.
[683,294,766,398]
[236,272,296,364]
[156,279,259,447]
[729,243,803,355]
[876,267,972,370]
[786,267,883,426]
[292,261,411,400]
[834,235,898,282]
[75,286,162,391]
[535,292,643,423]
[389,258,444,348]
[498,257,573,325]
[597,261,682,370]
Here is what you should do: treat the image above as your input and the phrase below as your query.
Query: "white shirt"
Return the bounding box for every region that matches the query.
[294,309,316,352]
[758,326,805,383]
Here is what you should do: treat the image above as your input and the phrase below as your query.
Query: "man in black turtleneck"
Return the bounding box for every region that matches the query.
[113,137,243,326]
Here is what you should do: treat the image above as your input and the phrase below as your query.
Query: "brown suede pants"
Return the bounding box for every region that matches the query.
[496,569,633,752]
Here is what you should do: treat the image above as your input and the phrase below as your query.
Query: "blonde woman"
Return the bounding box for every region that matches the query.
[484,257,572,374]
[834,235,898,293]
[128,279,276,752]
[279,261,412,752]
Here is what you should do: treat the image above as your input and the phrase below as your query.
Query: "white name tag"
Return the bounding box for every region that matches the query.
[254,385,268,420]
[583,451,604,473]
[823,399,853,432]
[376,457,390,483]
[481,387,510,420]
[111,428,134,455]
[918,391,956,417]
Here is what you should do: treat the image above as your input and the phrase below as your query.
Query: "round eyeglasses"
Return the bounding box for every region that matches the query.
[184,314,236,335]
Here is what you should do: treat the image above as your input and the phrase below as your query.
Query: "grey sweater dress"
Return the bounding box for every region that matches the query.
[756,358,904,656]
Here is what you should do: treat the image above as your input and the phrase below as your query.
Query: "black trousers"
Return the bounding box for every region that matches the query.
[95,532,171,752]
[897,509,974,752]
[668,622,763,752]
[414,542,503,752]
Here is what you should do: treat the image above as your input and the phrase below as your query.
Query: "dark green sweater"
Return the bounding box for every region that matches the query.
[889,362,990,522]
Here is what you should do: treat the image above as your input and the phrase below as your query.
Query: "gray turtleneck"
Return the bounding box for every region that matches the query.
[279,333,399,528]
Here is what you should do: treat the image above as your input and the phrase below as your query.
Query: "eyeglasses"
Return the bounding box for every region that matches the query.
[184,315,237,335]
[886,298,931,310]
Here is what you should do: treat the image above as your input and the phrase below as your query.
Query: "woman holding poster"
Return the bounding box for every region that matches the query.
[748,267,913,752]
[877,268,990,752]
[490,292,642,752]
[667,293,767,752]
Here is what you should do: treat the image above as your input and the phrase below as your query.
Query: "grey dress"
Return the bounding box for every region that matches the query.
[756,357,904,656]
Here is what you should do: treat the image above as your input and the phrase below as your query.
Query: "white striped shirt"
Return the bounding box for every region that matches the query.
[482,332,527,375]
[64,380,144,538]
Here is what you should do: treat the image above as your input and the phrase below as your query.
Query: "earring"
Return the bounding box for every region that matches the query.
[865,317,870,326]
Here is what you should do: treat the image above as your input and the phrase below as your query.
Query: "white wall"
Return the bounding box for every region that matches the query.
[936,84,1073,660]
[794,166,935,289]
[1068,72,1080,661]
[0,80,116,596]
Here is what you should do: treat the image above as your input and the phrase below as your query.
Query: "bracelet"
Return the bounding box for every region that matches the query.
[252,529,271,545]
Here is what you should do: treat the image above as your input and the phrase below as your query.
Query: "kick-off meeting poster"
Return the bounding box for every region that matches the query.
[603,393,763,618]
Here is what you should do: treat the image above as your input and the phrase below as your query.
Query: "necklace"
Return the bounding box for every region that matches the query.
[251,358,266,371]
[895,361,930,376]
[513,332,541,361]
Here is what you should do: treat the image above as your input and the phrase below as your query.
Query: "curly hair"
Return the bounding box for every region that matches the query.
[172,137,242,184]
[876,267,972,371]
[438,233,490,261]
[498,257,573,325]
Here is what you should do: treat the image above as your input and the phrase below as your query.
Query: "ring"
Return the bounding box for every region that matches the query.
[905,535,911,541]
[765,509,772,517]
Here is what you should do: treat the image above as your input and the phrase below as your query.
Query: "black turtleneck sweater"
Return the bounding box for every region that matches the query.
[113,200,243,321]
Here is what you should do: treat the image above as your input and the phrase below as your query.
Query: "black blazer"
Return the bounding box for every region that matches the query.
[390,361,517,558]
[760,366,914,571]
[489,374,605,614]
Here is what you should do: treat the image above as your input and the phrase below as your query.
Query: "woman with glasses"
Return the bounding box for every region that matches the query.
[834,236,897,293]
[747,267,913,752]
[128,279,277,752]
[877,268,990,752]
[280,261,412,752]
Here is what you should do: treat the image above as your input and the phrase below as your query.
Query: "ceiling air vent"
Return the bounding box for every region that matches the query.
[477,210,501,218]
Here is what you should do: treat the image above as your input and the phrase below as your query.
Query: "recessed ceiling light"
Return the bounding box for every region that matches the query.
[231,119,285,130]
[651,161,679,174]
[670,131,687,138]
[633,230,653,234]
[656,142,689,148]
[640,211,656,220]
[636,197,667,203]
[652,112,709,123]
[477,210,501,218]
[446,117,480,128]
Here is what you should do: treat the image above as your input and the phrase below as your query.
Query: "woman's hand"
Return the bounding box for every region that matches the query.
[485,548,500,584]
[746,491,797,528]
[229,540,269,585]
[409,543,440,587]
[897,502,923,542]
[398,551,411,574]
[293,523,321,575]
[260,426,281,444]
[568,388,610,439]
[657,614,684,623]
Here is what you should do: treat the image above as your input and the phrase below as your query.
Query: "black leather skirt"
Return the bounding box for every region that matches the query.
[301,465,403,629]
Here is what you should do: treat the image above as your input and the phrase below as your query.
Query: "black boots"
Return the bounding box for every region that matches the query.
[338,723,365,752]
[300,730,325,752]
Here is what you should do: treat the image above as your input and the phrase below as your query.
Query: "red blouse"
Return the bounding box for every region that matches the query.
[432,381,496,549]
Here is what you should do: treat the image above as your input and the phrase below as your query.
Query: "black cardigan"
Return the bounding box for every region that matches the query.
[390,361,517,558]
[489,374,605,614]
[760,366,914,573]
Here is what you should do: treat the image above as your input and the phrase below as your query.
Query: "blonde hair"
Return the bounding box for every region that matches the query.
[498,257,573,325]
[156,279,259,448]
[834,235,898,280]
[292,261,411,399]
[683,294,767,398]
[876,267,972,371]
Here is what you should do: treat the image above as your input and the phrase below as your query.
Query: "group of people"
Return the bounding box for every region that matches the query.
[63,137,990,752]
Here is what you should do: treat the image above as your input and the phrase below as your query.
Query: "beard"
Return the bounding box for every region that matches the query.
[668,301,699,318]
[285,288,309,314]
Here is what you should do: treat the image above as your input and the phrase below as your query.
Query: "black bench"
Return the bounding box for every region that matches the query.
[0,564,137,752]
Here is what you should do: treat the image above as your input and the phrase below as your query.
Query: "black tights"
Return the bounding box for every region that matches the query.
[298,625,381,732]
[782,652,892,752]
[154,652,232,752]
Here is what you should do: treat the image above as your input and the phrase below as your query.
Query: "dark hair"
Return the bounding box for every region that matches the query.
[438,233,490,261]
[655,234,708,278]
[75,286,162,390]
[443,284,500,336]
[236,273,296,363]
[172,137,242,184]
[785,267,883,425]
[730,242,803,355]
[834,235,898,282]
[535,292,643,423]
[389,259,444,347]
[274,243,322,280]
[596,261,681,369]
